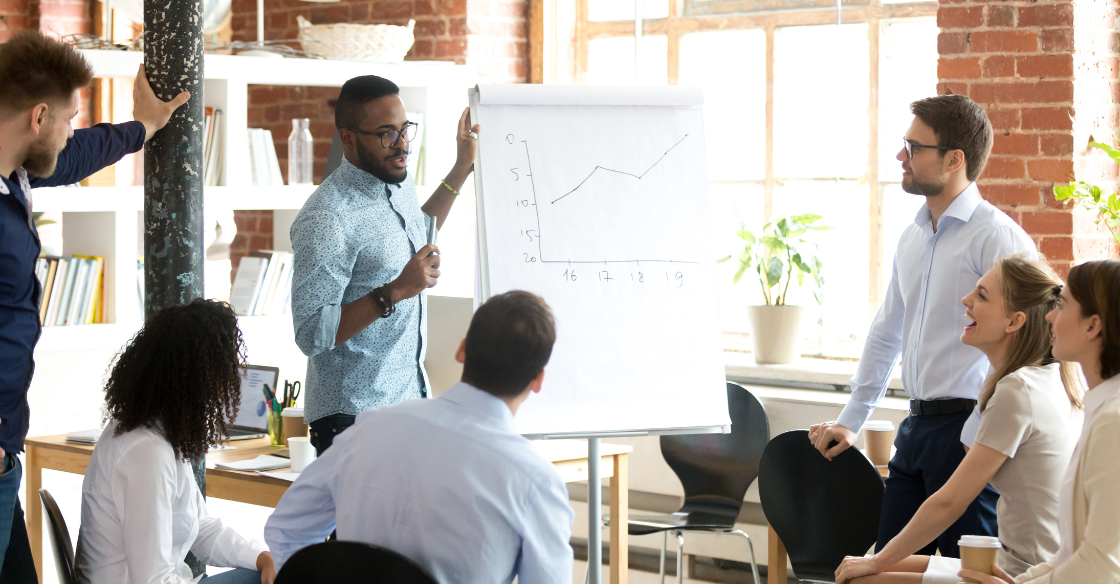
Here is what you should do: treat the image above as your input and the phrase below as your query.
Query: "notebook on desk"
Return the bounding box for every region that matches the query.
[227,364,280,441]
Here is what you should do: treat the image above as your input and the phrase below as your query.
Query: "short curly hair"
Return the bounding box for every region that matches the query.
[104,299,246,461]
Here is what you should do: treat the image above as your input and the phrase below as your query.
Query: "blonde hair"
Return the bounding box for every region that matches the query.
[980,254,1083,412]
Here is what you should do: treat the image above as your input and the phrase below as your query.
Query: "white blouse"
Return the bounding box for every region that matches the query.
[74,420,266,584]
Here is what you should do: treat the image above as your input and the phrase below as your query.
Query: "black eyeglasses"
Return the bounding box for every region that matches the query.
[347,122,418,148]
[903,138,951,160]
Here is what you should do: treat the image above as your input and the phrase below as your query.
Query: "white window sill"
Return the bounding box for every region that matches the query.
[724,349,910,411]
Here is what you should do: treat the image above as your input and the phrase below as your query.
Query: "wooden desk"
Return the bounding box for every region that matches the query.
[25,435,632,584]
[766,466,888,584]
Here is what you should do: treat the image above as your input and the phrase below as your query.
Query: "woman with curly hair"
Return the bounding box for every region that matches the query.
[74,299,276,584]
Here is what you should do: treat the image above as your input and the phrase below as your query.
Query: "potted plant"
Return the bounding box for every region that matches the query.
[718,213,830,364]
[1053,142,1120,254]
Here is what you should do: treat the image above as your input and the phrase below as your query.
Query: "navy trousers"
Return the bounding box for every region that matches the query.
[876,410,998,558]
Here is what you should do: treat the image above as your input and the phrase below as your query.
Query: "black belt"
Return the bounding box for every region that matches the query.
[909,398,976,416]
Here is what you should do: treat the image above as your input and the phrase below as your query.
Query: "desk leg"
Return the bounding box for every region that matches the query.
[767,524,786,584]
[609,454,628,584]
[25,446,43,584]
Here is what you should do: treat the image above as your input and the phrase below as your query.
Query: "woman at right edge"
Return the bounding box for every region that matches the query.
[965,259,1120,583]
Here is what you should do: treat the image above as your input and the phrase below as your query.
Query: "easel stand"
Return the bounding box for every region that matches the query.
[588,437,602,584]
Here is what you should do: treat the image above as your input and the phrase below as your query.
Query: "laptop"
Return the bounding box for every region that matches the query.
[227,364,281,441]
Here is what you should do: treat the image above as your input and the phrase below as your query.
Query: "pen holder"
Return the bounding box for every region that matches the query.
[266,410,284,447]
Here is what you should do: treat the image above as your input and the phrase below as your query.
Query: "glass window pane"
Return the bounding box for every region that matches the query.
[772,180,870,351]
[773,24,870,179]
[680,30,766,181]
[588,0,669,21]
[880,20,938,181]
[710,184,766,333]
[587,35,668,85]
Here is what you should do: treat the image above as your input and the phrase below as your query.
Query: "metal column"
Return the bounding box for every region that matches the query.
[144,0,206,575]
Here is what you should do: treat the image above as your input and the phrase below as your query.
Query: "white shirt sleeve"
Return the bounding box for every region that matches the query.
[515,475,575,584]
[190,487,267,570]
[264,449,340,569]
[111,442,197,584]
[836,257,905,433]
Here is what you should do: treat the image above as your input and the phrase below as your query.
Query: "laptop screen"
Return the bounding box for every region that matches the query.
[232,365,280,431]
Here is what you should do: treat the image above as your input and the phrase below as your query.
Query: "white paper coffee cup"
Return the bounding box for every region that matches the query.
[862,420,896,466]
[959,535,1001,583]
[288,436,316,473]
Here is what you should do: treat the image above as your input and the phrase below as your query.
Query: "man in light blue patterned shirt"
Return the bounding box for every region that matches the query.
[290,75,479,454]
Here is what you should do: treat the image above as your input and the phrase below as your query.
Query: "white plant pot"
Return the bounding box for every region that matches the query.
[747,304,806,364]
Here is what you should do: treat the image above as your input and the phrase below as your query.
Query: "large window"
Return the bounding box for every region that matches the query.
[538,0,938,356]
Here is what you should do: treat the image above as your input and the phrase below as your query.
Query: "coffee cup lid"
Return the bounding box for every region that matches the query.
[958,535,1001,548]
[287,436,310,443]
[863,420,895,431]
[281,407,304,417]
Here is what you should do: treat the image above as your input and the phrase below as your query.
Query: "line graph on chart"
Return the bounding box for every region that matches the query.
[495,121,709,266]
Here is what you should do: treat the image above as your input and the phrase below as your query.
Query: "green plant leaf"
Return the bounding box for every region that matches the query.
[732,262,749,285]
[716,254,732,264]
[734,230,757,243]
[790,213,823,225]
[765,257,783,288]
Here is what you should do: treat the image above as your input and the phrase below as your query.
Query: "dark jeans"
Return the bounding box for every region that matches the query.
[0,455,37,584]
[876,411,999,558]
[309,414,356,457]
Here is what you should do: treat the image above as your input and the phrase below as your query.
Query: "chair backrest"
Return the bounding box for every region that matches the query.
[39,489,76,584]
[758,430,884,582]
[660,382,770,521]
[275,541,437,584]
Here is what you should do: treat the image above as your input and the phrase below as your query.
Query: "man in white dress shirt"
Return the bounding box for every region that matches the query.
[264,291,574,583]
[809,94,1035,558]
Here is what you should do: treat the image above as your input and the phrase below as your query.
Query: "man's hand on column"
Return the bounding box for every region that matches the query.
[808,421,857,461]
[132,64,191,142]
[387,245,441,302]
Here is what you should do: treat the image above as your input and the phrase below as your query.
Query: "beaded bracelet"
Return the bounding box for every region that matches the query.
[440,180,460,196]
[370,284,396,318]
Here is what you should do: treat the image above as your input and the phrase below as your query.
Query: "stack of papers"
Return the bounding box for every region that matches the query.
[214,455,290,472]
[259,470,301,482]
[65,429,102,444]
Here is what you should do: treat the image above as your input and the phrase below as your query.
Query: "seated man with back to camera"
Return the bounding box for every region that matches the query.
[264,291,574,583]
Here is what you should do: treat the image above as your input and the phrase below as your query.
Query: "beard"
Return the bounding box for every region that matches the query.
[355,138,408,185]
[901,172,945,197]
[23,135,64,178]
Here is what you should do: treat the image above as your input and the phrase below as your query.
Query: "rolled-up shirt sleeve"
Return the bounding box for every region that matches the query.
[837,257,905,433]
[290,209,354,357]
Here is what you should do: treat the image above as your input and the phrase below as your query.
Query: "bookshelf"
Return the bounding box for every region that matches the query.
[29,50,473,440]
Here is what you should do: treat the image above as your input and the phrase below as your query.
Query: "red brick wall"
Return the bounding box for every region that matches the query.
[0,0,31,42]
[938,0,1120,272]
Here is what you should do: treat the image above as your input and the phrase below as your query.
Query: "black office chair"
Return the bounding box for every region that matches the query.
[274,541,436,584]
[39,489,76,584]
[758,430,884,583]
[605,382,769,584]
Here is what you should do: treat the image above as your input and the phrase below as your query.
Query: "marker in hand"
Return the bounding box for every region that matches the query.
[427,220,438,257]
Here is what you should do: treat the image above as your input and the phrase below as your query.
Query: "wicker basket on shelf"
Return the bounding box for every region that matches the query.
[296,16,415,62]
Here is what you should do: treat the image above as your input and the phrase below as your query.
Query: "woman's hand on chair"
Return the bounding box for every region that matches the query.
[958,564,1016,584]
[257,551,277,584]
[835,554,883,583]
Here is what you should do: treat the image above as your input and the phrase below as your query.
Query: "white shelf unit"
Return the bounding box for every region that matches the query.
[29,50,473,440]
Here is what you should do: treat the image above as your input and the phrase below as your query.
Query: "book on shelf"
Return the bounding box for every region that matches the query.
[204,108,224,187]
[247,128,284,187]
[35,256,105,326]
[229,251,294,316]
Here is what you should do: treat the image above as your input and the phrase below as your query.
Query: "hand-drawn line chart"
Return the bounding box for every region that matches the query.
[504,129,706,266]
[549,134,690,205]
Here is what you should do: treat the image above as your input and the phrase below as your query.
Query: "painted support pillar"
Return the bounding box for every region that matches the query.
[143,0,206,576]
